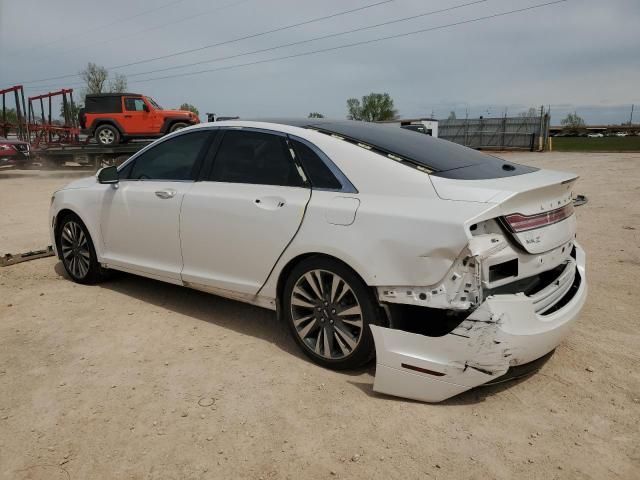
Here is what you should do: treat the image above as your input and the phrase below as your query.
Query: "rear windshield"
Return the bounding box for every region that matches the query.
[258,119,538,180]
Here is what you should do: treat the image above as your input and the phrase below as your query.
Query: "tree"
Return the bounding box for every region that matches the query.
[59,101,82,124]
[518,107,538,118]
[346,98,362,120]
[79,62,128,98]
[448,111,457,120]
[109,73,128,93]
[179,103,199,115]
[80,62,108,94]
[346,92,397,122]
[308,112,324,118]
[1,108,18,124]
[561,112,586,129]
[1,108,19,135]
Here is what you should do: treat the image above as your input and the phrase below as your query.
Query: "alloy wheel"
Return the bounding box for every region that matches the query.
[290,269,364,360]
[60,220,91,279]
[98,129,115,144]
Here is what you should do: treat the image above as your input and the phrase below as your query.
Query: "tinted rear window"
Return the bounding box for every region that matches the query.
[85,96,122,113]
[290,138,342,190]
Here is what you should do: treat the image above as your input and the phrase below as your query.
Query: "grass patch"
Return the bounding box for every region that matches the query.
[552,136,640,152]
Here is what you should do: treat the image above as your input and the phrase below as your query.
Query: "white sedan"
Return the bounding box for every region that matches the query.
[49,120,587,402]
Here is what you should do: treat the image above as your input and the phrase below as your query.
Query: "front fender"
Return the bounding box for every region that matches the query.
[50,185,106,262]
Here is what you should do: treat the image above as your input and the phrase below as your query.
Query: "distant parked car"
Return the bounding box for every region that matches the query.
[79,93,200,146]
[615,132,627,137]
[587,133,604,138]
[0,136,30,168]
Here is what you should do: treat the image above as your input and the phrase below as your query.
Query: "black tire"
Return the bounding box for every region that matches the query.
[282,256,380,370]
[169,122,189,133]
[56,213,109,284]
[95,124,120,146]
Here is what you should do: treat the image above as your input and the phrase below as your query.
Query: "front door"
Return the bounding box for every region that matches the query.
[120,96,152,134]
[180,128,311,294]
[99,129,214,282]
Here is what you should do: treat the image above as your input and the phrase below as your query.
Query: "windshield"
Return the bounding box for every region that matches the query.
[146,97,163,109]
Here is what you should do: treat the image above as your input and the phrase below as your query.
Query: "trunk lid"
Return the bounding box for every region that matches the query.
[430,169,578,254]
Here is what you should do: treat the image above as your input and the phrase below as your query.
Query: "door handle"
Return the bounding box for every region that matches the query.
[155,189,177,199]
[254,197,286,209]
[124,115,132,118]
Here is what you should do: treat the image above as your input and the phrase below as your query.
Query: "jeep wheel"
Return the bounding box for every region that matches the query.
[95,125,120,146]
[169,122,189,133]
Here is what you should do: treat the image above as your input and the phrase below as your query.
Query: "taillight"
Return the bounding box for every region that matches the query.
[503,204,574,233]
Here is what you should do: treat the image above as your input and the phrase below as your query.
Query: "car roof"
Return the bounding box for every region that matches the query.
[85,93,143,98]
[247,118,536,179]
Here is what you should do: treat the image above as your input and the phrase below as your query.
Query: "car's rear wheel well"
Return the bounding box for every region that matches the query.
[275,252,390,326]
[93,120,122,135]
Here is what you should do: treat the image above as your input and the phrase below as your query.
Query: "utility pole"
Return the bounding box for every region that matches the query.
[630,104,635,125]
[538,105,545,152]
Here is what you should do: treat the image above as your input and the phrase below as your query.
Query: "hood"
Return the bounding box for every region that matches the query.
[160,109,198,120]
[59,176,97,191]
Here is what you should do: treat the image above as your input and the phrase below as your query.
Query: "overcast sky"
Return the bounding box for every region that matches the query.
[1,0,638,124]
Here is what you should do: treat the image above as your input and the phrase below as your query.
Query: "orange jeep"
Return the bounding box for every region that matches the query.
[79,93,199,146]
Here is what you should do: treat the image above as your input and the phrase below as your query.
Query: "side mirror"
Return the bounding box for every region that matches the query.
[97,165,119,184]
[143,103,150,112]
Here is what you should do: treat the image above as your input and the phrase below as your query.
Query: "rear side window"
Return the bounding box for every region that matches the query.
[290,139,342,190]
[85,95,122,113]
[127,131,211,181]
[124,97,146,111]
[209,130,304,187]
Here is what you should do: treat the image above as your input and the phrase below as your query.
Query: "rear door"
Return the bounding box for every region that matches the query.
[99,129,214,282]
[180,128,311,294]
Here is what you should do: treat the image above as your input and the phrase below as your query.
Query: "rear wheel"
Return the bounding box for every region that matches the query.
[95,125,120,146]
[283,257,380,370]
[169,122,189,133]
[56,213,108,284]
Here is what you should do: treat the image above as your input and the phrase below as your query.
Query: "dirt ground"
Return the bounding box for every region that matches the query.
[1,152,639,480]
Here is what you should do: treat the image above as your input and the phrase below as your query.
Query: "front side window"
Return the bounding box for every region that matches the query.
[209,130,304,187]
[124,97,146,112]
[126,131,211,181]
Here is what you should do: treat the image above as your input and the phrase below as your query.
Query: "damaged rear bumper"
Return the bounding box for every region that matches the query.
[370,243,587,403]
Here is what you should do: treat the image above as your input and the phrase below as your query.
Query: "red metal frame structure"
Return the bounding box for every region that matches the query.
[0,85,29,140]
[27,88,80,148]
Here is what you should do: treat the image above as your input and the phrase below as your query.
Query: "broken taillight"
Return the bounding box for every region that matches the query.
[503,204,574,233]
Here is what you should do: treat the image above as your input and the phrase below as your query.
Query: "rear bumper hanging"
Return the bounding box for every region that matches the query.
[370,243,587,402]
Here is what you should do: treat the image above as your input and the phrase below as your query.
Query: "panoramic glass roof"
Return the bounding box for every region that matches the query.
[253,118,537,180]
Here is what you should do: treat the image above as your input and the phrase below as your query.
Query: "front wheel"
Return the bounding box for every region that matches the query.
[56,214,108,284]
[283,257,380,370]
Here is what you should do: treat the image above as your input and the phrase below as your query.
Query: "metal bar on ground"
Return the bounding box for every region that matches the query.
[0,246,55,267]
